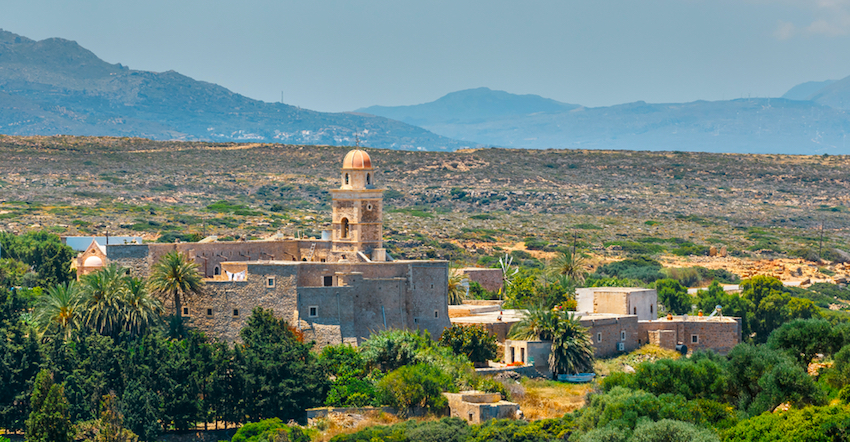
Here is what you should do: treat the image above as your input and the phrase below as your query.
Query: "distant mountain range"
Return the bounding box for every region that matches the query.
[0,30,468,150]
[2,29,850,154]
[358,81,850,154]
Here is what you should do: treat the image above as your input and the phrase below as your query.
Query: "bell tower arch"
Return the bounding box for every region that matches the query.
[330,149,385,261]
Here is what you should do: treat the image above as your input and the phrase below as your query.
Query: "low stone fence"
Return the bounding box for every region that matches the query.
[306,406,398,420]
[475,365,548,378]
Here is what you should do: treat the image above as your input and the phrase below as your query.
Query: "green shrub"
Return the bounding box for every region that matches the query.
[376,364,454,415]
[360,329,430,372]
[600,357,729,403]
[439,324,498,365]
[722,404,850,442]
[231,418,311,442]
[655,279,692,315]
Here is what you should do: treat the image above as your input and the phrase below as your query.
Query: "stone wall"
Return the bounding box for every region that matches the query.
[191,264,299,343]
[648,329,676,349]
[638,318,741,354]
[182,260,450,347]
[460,268,503,293]
[580,315,640,358]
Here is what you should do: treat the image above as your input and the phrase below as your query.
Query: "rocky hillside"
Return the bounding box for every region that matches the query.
[0,30,469,150]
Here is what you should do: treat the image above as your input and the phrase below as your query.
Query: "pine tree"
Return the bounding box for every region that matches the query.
[25,370,73,442]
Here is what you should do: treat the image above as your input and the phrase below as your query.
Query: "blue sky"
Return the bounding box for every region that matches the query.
[2,0,850,112]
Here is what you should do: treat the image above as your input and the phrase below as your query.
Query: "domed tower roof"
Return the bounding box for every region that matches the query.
[342,149,373,170]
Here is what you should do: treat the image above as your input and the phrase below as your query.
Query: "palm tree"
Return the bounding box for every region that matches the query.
[508,304,560,341]
[149,251,204,318]
[549,312,594,376]
[81,264,130,337]
[509,307,594,376]
[447,269,468,305]
[33,281,83,339]
[549,248,587,284]
[123,277,165,337]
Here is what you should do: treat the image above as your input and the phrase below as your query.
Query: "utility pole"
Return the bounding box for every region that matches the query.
[819,219,825,262]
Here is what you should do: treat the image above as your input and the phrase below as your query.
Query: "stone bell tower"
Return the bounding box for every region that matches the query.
[330,149,386,261]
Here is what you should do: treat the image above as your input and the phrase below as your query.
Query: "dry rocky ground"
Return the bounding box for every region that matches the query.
[0,135,848,277]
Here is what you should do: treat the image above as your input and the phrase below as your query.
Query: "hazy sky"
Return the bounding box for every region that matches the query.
[2,0,850,112]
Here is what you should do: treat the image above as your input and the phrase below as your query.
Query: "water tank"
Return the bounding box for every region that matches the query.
[675,344,688,355]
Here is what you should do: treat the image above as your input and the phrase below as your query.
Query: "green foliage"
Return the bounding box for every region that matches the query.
[0,289,43,432]
[360,329,431,372]
[767,318,841,367]
[0,257,31,288]
[722,404,850,442]
[573,387,733,440]
[655,278,692,315]
[579,419,721,442]
[448,271,468,305]
[439,324,498,365]
[377,363,454,415]
[726,343,825,416]
[240,307,328,421]
[469,416,576,442]
[825,345,850,390]
[591,257,664,284]
[149,250,205,318]
[319,343,378,407]
[26,370,74,442]
[601,355,730,402]
[231,418,311,442]
[0,231,75,288]
[74,393,139,442]
[741,276,821,343]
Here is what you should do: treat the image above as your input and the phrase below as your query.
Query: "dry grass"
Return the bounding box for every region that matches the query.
[594,344,682,376]
[512,378,594,420]
[309,410,429,442]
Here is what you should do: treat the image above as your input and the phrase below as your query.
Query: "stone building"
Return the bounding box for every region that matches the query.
[455,287,741,373]
[99,149,452,346]
[443,391,519,424]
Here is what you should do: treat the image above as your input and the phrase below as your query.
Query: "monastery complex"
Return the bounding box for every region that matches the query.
[72,149,741,360]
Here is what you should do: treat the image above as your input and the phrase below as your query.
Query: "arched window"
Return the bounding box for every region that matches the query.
[344,173,349,185]
[341,218,349,238]
[214,266,221,276]
[366,173,371,185]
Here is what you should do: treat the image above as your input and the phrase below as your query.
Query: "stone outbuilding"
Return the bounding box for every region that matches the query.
[443,391,518,424]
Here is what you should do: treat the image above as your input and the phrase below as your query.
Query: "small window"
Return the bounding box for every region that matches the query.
[182,307,189,316]
[596,332,602,343]
[206,308,213,317]
[323,276,333,287]
[414,318,419,324]
[344,173,349,185]
[266,277,275,288]
[430,284,434,289]
[691,334,699,344]
[214,266,221,276]
[366,173,371,185]
[233,309,239,317]
[650,304,654,314]
[320,258,326,262]
[309,306,318,318]
[620,330,626,341]
[434,310,439,318]
[366,203,373,211]
[125,268,131,275]
[633,307,637,315]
